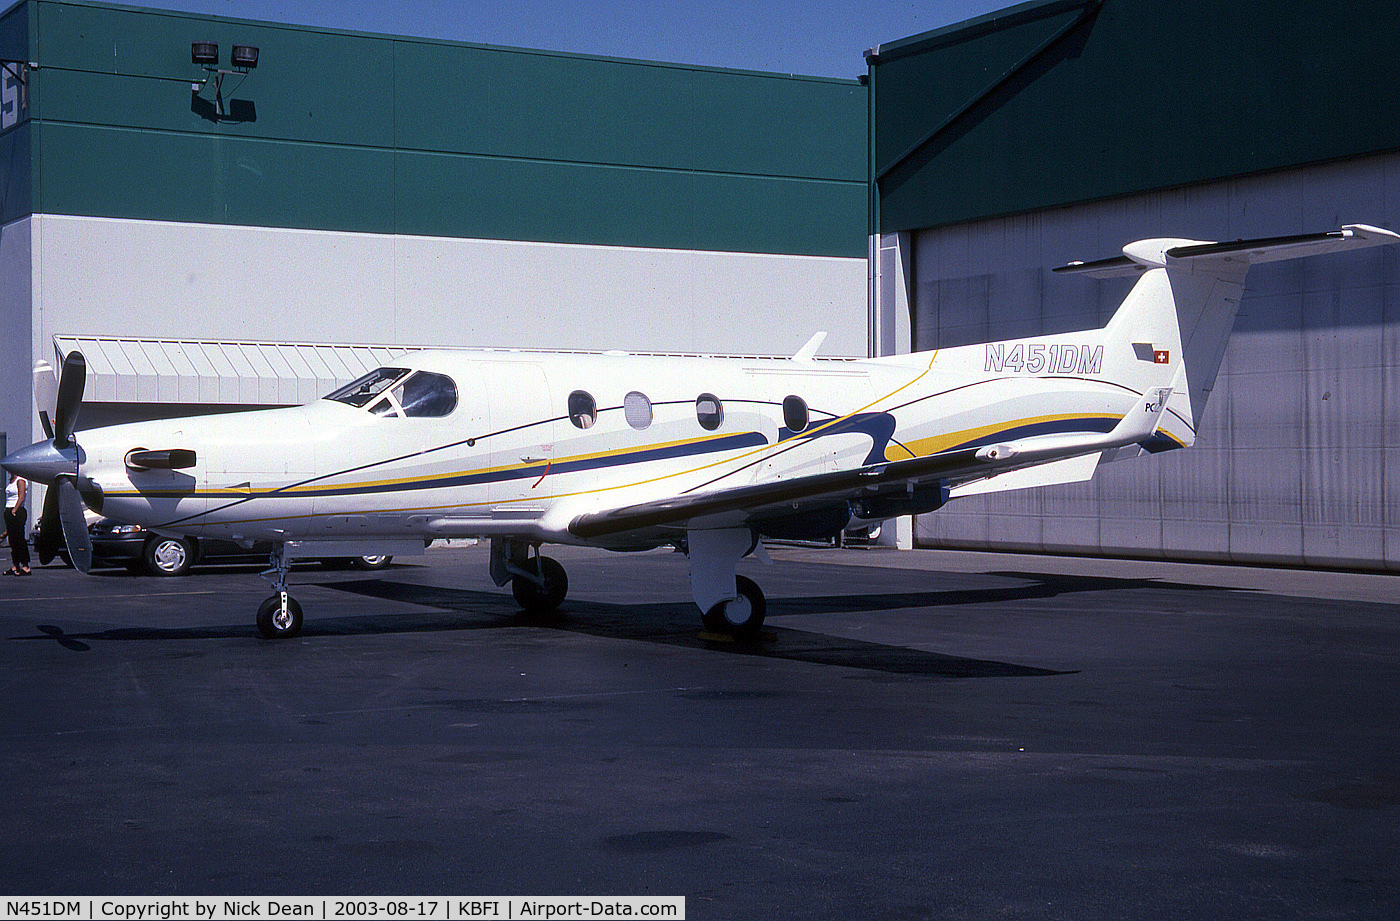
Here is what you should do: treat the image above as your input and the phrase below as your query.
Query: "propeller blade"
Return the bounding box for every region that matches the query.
[52,352,86,450]
[54,478,92,573]
[34,483,64,566]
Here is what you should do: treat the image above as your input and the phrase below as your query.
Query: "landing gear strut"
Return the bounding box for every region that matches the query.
[688,527,767,640]
[256,544,303,639]
[491,539,569,615]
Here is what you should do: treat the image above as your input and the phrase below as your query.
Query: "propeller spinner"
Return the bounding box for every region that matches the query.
[1,352,96,571]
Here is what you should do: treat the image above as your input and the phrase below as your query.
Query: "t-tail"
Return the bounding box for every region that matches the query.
[1057,223,1400,450]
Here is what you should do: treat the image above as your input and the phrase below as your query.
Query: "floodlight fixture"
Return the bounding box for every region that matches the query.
[230,45,259,70]
[191,42,218,66]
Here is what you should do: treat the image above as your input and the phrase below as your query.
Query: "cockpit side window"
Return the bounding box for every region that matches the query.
[395,371,458,417]
[327,368,457,417]
[326,367,409,407]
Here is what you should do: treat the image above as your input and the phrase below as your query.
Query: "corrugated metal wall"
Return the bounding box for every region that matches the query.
[912,151,1400,571]
[24,0,867,258]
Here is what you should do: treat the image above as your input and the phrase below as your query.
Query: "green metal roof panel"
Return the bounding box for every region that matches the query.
[0,122,30,222]
[9,0,867,257]
[0,1,31,222]
[395,148,866,255]
[872,0,1091,181]
[33,122,398,230]
[392,41,866,182]
[0,0,29,61]
[872,0,1400,232]
[34,119,866,257]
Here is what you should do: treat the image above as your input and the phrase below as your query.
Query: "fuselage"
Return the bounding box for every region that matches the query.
[71,335,1164,550]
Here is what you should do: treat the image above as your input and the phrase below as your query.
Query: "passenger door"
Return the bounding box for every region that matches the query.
[486,362,555,511]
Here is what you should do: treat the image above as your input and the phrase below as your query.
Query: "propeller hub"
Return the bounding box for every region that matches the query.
[1,439,78,485]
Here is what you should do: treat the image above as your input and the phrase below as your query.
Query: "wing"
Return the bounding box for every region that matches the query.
[567,443,989,540]
[568,385,1174,540]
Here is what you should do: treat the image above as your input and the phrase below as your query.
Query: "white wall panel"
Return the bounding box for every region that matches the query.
[32,215,867,364]
[1,217,32,451]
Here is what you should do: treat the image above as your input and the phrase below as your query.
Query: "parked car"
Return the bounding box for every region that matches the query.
[66,518,393,577]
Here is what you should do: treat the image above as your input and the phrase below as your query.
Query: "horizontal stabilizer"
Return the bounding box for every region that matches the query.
[1055,224,1400,277]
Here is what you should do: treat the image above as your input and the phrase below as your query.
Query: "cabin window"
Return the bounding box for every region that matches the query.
[696,393,724,431]
[623,391,653,430]
[325,367,408,407]
[783,395,809,433]
[568,390,597,429]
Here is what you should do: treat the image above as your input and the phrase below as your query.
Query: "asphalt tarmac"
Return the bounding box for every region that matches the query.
[2,542,1399,919]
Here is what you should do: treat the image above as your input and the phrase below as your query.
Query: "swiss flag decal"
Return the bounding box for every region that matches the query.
[1154,350,1170,364]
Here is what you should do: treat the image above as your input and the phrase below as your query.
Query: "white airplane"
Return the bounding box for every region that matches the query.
[5,224,1397,639]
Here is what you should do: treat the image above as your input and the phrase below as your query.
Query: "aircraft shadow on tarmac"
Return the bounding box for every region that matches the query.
[15,569,1228,678]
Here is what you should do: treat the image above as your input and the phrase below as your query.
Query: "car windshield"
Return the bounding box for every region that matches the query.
[324,368,409,407]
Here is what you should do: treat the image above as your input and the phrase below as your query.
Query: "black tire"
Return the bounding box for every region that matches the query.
[143,535,195,577]
[256,594,303,639]
[701,574,766,640]
[511,556,568,614]
[353,555,392,570]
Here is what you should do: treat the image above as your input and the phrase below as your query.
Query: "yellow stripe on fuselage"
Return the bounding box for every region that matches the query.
[887,412,1123,462]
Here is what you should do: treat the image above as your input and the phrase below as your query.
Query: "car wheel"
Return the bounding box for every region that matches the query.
[143,536,195,576]
[353,555,392,570]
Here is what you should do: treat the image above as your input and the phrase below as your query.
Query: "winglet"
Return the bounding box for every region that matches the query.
[792,332,827,362]
[1115,386,1174,443]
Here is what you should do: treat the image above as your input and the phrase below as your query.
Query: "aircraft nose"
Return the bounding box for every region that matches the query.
[1,440,78,485]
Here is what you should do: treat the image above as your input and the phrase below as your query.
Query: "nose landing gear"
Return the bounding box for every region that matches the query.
[256,545,303,639]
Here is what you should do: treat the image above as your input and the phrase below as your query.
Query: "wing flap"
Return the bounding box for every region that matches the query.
[567,446,988,539]
[949,452,1100,498]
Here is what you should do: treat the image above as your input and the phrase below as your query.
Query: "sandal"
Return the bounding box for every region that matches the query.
[2,568,19,576]
[18,568,31,576]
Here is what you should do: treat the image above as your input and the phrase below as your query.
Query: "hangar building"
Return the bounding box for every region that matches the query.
[0,0,868,452]
[867,0,1400,570]
[5,0,1398,574]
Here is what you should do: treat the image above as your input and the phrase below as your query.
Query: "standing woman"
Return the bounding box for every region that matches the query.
[5,472,31,575]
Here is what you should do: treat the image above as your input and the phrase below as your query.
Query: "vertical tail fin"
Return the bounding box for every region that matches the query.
[1057,224,1400,444]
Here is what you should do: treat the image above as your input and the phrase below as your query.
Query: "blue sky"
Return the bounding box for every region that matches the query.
[116,0,1014,79]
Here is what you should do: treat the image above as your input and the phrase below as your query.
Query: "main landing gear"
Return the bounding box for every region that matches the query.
[687,528,767,640]
[492,539,569,615]
[256,544,303,639]
[490,531,768,639]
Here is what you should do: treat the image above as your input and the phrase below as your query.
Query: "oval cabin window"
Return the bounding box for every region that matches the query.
[696,393,724,431]
[624,391,653,430]
[568,390,597,429]
[783,395,809,433]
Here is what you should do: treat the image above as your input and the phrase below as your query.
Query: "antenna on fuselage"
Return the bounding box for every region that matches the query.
[791,332,827,363]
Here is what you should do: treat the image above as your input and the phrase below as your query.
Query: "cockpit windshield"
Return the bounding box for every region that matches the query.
[325,367,458,418]
[326,367,408,407]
